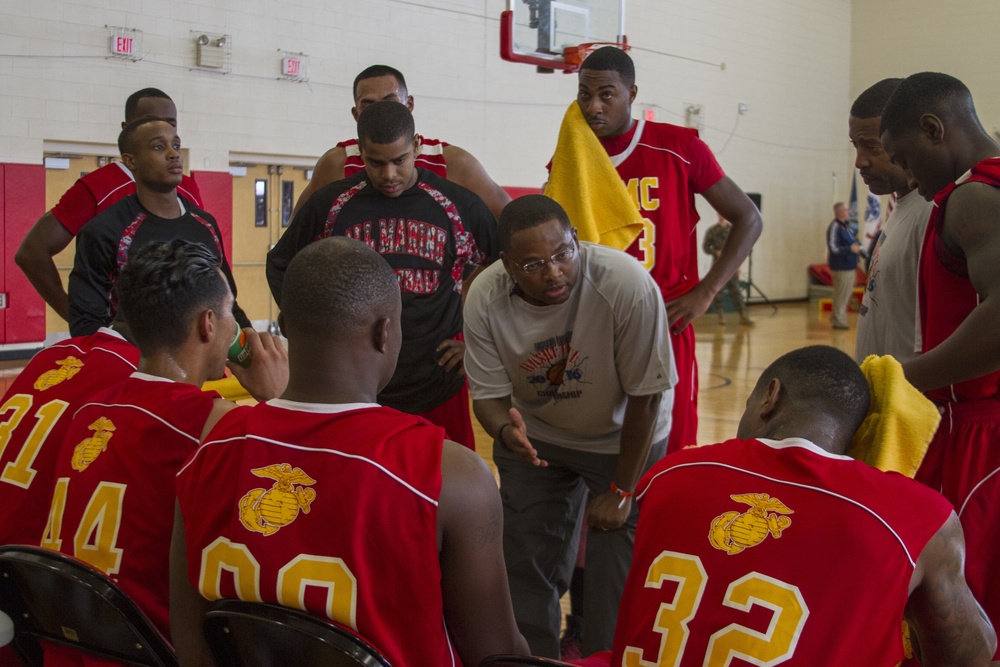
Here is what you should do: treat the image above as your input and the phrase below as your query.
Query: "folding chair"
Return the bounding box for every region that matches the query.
[202,599,391,667]
[480,656,579,666]
[0,544,177,667]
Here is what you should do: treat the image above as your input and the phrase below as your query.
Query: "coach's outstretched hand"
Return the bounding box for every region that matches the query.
[228,328,289,401]
[501,407,548,467]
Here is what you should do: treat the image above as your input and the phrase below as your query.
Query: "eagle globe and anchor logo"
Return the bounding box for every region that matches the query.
[239,463,317,536]
[709,493,794,555]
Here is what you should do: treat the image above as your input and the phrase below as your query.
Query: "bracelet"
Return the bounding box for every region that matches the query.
[610,482,634,499]
[611,482,633,509]
[497,423,511,441]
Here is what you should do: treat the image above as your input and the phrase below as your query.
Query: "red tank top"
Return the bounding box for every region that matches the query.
[611,438,951,667]
[176,401,456,667]
[43,374,218,637]
[919,158,1000,402]
[337,136,449,178]
[599,120,725,301]
[0,330,138,546]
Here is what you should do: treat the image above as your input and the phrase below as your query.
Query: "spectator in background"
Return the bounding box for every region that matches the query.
[702,214,753,326]
[827,201,861,330]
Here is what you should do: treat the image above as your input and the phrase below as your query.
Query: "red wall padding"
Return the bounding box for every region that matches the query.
[191,171,234,262]
[2,163,46,344]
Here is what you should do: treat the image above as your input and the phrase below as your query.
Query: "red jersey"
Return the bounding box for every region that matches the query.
[41,374,218,638]
[176,400,456,667]
[0,330,137,546]
[600,119,725,301]
[611,437,952,667]
[919,158,1000,402]
[337,136,449,178]
[51,162,203,235]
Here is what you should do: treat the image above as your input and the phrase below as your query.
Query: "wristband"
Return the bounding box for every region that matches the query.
[497,423,511,441]
[611,482,633,509]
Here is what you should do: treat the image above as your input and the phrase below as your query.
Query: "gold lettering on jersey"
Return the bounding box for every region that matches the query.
[709,493,793,555]
[625,177,660,212]
[239,463,317,536]
[70,417,116,471]
[33,356,84,391]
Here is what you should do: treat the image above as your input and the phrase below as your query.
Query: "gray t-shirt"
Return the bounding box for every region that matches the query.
[855,190,932,363]
[464,242,676,454]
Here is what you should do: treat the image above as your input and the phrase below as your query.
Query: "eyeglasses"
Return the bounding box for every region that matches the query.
[514,244,576,274]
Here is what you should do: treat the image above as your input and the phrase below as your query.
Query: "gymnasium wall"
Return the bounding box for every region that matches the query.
[849,0,1000,208]
[1,0,856,305]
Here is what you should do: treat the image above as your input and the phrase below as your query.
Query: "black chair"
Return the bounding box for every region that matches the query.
[0,544,177,667]
[202,599,391,667]
[480,656,579,666]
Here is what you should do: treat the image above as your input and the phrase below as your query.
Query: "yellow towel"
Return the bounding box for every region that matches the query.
[543,101,644,251]
[202,375,252,403]
[849,355,940,477]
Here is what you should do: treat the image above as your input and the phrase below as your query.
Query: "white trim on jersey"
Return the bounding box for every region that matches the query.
[266,398,380,413]
[89,346,137,368]
[72,400,202,443]
[959,466,1000,519]
[638,458,924,567]
[48,333,137,370]
[342,136,446,160]
[756,437,853,461]
[607,118,646,167]
[94,162,136,208]
[188,432,440,506]
[130,371,176,383]
[634,142,693,165]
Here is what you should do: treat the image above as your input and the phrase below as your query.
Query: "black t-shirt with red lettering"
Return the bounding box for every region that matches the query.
[267,169,497,412]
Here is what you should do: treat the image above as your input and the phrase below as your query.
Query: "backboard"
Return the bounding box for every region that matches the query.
[500,0,627,73]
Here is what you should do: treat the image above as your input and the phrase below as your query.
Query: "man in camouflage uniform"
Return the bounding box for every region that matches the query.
[703,215,753,326]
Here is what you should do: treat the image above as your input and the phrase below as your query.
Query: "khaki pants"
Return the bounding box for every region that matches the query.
[831,269,855,327]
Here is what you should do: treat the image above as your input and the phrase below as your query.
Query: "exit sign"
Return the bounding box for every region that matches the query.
[109,27,142,60]
[280,52,308,81]
[112,35,134,56]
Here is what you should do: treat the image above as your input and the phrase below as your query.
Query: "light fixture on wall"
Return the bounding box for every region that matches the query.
[684,104,704,131]
[193,31,232,72]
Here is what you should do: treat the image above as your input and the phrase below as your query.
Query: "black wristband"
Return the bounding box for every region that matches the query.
[497,423,511,441]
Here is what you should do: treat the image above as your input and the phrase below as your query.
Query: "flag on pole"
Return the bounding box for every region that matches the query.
[863,191,882,244]
[848,171,859,236]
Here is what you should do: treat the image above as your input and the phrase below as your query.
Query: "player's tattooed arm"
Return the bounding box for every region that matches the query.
[438,439,530,664]
[169,503,217,667]
[905,512,996,667]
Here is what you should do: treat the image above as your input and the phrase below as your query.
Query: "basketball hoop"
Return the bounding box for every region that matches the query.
[563,40,630,70]
[499,2,628,74]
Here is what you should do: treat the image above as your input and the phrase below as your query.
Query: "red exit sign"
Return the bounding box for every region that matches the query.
[109,28,141,59]
[113,36,134,55]
[282,58,302,76]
